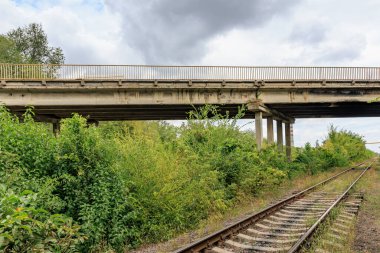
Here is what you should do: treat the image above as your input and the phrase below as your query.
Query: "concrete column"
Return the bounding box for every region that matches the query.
[267,117,274,145]
[276,120,283,152]
[285,122,293,160]
[88,120,99,127]
[53,122,60,136]
[255,111,263,151]
[290,123,294,147]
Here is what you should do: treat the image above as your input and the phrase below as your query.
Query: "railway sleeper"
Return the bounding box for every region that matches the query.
[291,200,335,204]
[284,206,327,211]
[236,233,298,244]
[267,215,309,223]
[275,211,321,218]
[334,223,350,230]
[327,232,344,241]
[330,227,348,235]
[224,239,289,252]
[280,209,324,216]
[208,246,234,253]
[262,219,307,227]
[246,228,304,237]
[320,239,344,249]
[288,204,334,209]
[255,223,308,232]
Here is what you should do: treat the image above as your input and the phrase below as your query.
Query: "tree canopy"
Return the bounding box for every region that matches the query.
[0,35,23,63]
[0,23,64,64]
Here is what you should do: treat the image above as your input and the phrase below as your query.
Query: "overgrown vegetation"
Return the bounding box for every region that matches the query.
[0,105,374,252]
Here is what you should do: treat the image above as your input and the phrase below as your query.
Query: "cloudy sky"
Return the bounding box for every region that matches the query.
[1,0,380,151]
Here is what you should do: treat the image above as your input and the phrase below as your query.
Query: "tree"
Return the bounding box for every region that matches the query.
[6,23,64,64]
[0,35,23,63]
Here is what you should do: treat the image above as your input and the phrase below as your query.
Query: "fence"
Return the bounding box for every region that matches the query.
[1,64,380,80]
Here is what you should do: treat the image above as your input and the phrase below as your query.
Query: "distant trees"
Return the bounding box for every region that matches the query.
[0,23,64,64]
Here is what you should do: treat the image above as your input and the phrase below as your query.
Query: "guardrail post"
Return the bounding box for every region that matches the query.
[267,117,274,145]
[255,111,263,151]
[277,120,283,152]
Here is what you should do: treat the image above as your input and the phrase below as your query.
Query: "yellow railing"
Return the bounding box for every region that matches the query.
[1,64,380,80]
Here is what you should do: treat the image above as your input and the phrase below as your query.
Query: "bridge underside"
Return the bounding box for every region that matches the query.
[5,102,380,122]
[270,102,380,118]
[1,79,380,121]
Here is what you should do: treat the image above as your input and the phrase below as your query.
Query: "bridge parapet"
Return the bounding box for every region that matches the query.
[1,64,380,81]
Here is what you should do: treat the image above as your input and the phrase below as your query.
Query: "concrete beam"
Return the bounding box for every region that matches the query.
[277,120,283,152]
[2,80,380,106]
[255,111,263,151]
[247,101,295,123]
[267,117,274,145]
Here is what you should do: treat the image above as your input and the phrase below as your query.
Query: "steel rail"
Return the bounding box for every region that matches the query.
[173,163,364,253]
[1,64,380,81]
[287,163,372,253]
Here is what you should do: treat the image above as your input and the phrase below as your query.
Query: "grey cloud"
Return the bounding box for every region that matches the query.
[106,0,300,64]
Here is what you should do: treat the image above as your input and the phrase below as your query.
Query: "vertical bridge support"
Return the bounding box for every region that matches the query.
[255,111,263,151]
[267,117,274,145]
[53,121,60,136]
[285,122,293,161]
[277,120,283,152]
[248,101,294,155]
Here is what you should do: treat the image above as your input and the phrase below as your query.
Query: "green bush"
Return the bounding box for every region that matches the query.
[0,185,85,252]
[292,126,373,175]
[0,105,373,252]
[112,121,227,242]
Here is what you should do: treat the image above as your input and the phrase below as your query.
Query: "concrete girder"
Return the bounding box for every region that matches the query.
[247,101,295,123]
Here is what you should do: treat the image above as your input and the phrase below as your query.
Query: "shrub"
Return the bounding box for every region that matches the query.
[0,185,85,252]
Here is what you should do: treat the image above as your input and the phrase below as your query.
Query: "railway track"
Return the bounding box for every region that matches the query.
[174,161,372,253]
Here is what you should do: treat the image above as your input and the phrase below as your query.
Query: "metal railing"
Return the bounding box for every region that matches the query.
[1,64,380,81]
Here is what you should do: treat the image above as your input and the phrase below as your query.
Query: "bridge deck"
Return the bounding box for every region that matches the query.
[1,64,380,121]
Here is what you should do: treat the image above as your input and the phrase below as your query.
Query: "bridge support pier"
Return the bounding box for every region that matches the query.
[248,101,294,153]
[53,122,60,136]
[88,119,99,127]
[267,117,274,145]
[285,122,293,160]
[277,120,283,152]
[255,111,263,151]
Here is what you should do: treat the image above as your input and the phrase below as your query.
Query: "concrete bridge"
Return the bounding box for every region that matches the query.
[1,64,380,158]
